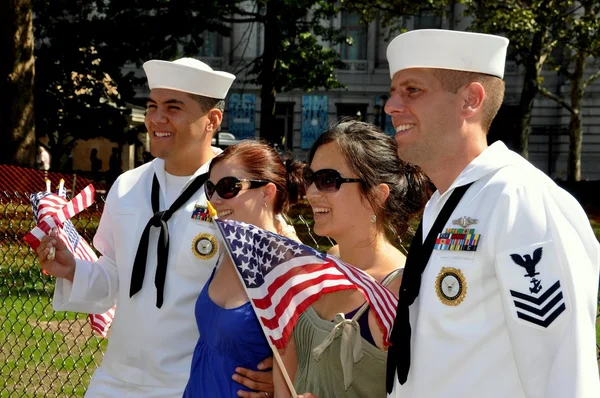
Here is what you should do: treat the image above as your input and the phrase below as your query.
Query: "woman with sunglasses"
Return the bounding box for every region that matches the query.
[275,120,432,398]
[182,140,305,398]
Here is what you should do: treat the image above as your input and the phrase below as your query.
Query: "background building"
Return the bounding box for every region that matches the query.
[124,4,600,179]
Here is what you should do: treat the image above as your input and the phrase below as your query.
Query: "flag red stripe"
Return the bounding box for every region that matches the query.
[340,258,397,308]
[251,262,345,309]
[216,219,400,350]
[264,284,358,349]
[23,232,41,249]
[256,274,354,328]
[25,185,113,338]
[334,258,396,329]
[260,282,357,331]
[337,265,394,328]
[269,274,351,324]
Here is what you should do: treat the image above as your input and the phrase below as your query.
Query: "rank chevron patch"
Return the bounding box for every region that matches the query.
[509,281,566,328]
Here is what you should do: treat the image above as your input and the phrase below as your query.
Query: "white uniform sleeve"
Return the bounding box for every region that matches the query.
[53,185,120,314]
[494,183,600,398]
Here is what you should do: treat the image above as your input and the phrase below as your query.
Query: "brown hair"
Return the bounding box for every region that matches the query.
[432,69,505,132]
[209,140,306,214]
[187,93,225,113]
[307,120,432,244]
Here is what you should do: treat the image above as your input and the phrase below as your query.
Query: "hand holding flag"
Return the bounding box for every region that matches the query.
[24,184,116,337]
[36,228,77,281]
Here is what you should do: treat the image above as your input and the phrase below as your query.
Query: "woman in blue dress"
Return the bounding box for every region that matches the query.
[183,141,305,397]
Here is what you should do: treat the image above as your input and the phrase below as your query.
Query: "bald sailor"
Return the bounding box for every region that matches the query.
[384,29,600,398]
[36,58,273,397]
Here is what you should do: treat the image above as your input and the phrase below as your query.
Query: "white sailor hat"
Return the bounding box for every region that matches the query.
[143,57,236,99]
[386,29,509,79]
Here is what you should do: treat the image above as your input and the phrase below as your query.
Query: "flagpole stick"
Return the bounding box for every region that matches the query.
[270,345,299,397]
[215,224,299,398]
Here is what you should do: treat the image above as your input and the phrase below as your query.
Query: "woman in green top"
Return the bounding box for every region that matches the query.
[273,120,431,397]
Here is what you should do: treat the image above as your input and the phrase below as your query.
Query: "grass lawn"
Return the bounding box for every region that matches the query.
[0,294,106,397]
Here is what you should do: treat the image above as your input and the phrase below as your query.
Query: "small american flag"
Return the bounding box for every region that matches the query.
[23,185,115,337]
[215,219,398,350]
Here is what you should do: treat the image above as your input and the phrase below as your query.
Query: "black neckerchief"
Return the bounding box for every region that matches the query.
[129,172,208,308]
[386,182,474,392]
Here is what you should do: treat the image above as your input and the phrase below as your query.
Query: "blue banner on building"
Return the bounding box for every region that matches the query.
[301,96,329,149]
[374,96,396,136]
[228,94,256,140]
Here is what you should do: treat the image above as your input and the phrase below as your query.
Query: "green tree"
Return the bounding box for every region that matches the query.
[537,0,600,181]
[33,0,133,170]
[225,1,345,144]
[466,0,600,181]
[103,0,346,145]
[340,0,456,32]
[465,0,574,160]
[1,0,37,167]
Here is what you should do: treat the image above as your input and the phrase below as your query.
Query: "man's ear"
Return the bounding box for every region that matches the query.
[206,109,223,134]
[461,82,485,120]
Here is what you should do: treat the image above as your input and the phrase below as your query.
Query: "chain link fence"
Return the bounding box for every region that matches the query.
[0,192,598,396]
[0,190,106,397]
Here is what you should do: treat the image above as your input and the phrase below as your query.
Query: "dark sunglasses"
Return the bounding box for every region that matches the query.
[304,168,363,193]
[205,177,270,199]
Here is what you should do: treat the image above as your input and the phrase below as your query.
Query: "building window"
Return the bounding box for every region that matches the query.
[341,12,367,61]
[414,10,442,30]
[336,103,368,122]
[198,31,223,58]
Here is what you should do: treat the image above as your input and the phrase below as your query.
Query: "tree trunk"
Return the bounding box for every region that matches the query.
[567,52,585,182]
[518,30,546,159]
[258,0,282,145]
[0,0,36,167]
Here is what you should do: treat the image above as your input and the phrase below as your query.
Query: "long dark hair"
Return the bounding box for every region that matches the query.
[307,120,432,244]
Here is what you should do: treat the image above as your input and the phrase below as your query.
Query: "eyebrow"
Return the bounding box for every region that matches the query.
[145,98,186,106]
[396,78,425,87]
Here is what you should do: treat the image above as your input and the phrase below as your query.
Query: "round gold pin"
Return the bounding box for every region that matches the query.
[435,267,467,306]
[191,233,218,260]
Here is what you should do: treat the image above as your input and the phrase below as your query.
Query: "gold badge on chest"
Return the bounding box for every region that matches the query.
[191,233,218,260]
[435,267,467,306]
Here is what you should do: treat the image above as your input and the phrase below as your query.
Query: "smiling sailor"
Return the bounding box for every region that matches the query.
[383,29,600,398]
[36,58,273,397]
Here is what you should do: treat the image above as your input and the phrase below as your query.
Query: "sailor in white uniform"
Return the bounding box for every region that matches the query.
[384,29,600,398]
[37,58,274,397]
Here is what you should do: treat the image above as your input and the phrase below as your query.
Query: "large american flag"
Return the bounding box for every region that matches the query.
[214,219,398,350]
[23,185,115,337]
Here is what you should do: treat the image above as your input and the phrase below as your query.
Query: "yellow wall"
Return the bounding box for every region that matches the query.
[72,138,115,172]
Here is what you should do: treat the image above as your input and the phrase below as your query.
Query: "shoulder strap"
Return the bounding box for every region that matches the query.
[351,267,403,321]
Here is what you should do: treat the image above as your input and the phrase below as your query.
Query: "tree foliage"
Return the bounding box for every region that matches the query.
[340,0,453,35]
[33,0,133,169]
[99,0,229,66]
[225,0,346,143]
[538,0,600,181]
[465,0,600,181]
[465,0,573,160]
[1,0,37,167]
[99,0,348,144]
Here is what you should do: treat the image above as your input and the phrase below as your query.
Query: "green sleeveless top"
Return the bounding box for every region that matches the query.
[293,269,402,398]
